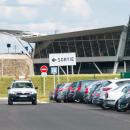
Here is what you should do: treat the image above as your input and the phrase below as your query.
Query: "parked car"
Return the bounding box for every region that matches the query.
[101,82,130,109]
[92,80,112,105]
[67,81,78,102]
[57,83,72,102]
[97,79,130,106]
[8,79,37,105]
[73,80,97,103]
[84,81,104,104]
[53,83,64,102]
[116,85,130,112]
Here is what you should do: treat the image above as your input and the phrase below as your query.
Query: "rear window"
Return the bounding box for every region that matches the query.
[102,81,112,87]
[82,80,97,88]
[72,82,78,88]
[116,80,130,87]
[95,81,112,91]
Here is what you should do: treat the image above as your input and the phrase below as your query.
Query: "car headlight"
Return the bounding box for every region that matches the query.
[10,91,16,95]
[30,91,36,94]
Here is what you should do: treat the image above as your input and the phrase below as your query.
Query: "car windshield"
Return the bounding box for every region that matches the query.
[12,82,33,88]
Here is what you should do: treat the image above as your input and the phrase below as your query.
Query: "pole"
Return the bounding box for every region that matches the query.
[1,58,3,76]
[71,66,74,74]
[124,61,126,72]
[67,66,69,82]
[54,74,55,90]
[41,76,43,94]
[58,66,60,84]
[44,76,46,96]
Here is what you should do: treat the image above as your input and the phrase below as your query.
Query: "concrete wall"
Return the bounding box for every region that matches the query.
[0,54,34,76]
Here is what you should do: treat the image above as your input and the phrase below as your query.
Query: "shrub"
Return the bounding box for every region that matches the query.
[0,74,120,97]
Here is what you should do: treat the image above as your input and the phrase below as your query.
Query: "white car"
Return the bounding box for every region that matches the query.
[8,80,37,105]
[102,83,130,109]
[98,79,130,105]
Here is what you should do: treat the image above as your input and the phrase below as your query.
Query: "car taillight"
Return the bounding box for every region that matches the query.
[59,88,63,91]
[76,85,81,92]
[55,88,58,92]
[96,93,100,97]
[102,87,111,91]
[70,89,74,92]
[68,86,72,90]
[85,87,89,94]
[91,93,94,97]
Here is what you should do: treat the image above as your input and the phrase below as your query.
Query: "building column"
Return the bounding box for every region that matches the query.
[124,61,126,72]
[113,61,119,73]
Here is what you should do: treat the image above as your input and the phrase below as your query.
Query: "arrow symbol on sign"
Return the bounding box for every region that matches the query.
[52,58,57,62]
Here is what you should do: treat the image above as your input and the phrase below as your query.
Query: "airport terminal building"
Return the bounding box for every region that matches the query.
[21,18,130,75]
[1,19,130,75]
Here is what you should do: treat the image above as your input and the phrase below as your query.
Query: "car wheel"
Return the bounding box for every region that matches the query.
[32,100,37,105]
[115,101,126,112]
[101,102,109,110]
[63,99,67,103]
[8,99,13,105]
[84,98,89,104]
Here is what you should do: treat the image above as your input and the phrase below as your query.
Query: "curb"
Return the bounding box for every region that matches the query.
[0,97,8,100]
[37,100,49,104]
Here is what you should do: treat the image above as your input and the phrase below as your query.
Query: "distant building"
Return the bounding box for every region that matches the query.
[1,19,130,75]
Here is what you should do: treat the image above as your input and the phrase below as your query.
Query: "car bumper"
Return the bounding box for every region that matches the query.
[8,94,37,102]
[67,94,74,101]
[93,98,103,105]
[104,100,116,107]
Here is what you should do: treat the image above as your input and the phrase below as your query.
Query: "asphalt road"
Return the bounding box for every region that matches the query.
[0,100,130,130]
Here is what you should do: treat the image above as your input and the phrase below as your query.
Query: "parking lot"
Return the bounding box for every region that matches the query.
[0,100,130,130]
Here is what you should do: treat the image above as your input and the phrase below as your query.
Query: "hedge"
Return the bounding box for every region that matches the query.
[0,74,120,98]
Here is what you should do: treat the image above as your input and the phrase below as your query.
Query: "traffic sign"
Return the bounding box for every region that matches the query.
[51,67,57,75]
[41,72,47,77]
[40,65,48,73]
[49,53,76,66]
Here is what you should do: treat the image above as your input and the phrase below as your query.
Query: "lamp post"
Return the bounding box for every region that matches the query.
[7,43,11,53]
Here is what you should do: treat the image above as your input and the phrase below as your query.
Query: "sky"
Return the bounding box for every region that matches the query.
[0,0,130,53]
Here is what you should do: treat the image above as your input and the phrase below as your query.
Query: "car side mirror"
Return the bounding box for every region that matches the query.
[35,87,38,89]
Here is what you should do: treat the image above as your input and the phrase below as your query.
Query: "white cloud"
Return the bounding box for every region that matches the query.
[62,0,91,17]
[0,21,96,35]
[0,0,6,4]
[17,0,53,5]
[0,22,70,34]
[0,5,39,20]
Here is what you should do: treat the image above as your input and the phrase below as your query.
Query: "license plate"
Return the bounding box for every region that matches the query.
[20,95,27,98]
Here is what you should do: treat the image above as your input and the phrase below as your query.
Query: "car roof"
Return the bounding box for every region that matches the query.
[13,80,32,83]
[107,79,130,83]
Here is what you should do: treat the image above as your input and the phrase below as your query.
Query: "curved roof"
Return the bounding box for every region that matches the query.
[22,25,126,43]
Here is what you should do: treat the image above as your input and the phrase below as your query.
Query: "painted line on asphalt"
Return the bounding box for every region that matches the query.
[37,100,49,104]
[0,97,8,100]
[0,98,49,104]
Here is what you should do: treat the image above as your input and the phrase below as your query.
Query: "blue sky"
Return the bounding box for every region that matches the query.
[0,0,130,53]
[0,0,130,34]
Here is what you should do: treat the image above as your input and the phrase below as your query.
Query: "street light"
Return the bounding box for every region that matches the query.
[7,43,11,53]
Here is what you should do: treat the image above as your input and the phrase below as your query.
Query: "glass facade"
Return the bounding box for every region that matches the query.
[34,31,121,59]
[125,19,130,56]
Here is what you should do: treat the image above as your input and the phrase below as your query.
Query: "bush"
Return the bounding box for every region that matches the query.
[0,77,13,97]
[0,74,120,98]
